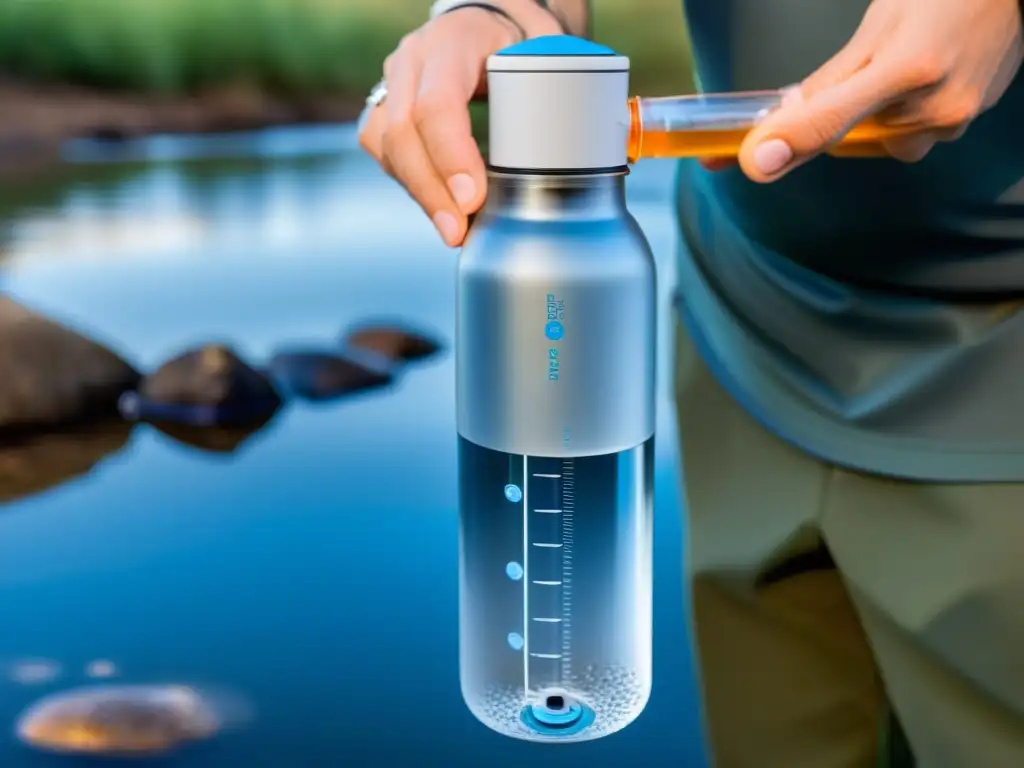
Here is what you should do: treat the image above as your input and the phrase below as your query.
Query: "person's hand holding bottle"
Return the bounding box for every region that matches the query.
[358,1,564,247]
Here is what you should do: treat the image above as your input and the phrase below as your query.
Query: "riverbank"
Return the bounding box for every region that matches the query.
[0,0,692,172]
[0,0,403,170]
[0,79,364,171]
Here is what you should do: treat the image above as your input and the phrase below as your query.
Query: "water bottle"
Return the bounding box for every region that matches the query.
[456,35,656,742]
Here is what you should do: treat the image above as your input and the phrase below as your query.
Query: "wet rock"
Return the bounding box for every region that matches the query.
[16,684,221,757]
[267,351,392,402]
[85,126,133,143]
[131,344,281,426]
[342,323,442,364]
[0,421,133,504]
[0,297,141,433]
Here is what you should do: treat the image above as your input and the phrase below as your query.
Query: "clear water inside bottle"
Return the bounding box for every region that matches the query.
[458,435,654,742]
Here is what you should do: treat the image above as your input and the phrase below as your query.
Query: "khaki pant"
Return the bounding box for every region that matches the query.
[675,321,1024,768]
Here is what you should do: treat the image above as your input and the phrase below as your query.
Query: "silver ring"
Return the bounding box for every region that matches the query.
[366,79,388,108]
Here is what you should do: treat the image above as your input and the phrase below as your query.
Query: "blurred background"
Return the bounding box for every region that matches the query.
[0,2,705,766]
[0,0,693,166]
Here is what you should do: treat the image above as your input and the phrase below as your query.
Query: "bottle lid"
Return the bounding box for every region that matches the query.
[486,35,630,171]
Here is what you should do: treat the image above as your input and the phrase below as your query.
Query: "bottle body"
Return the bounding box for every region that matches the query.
[456,171,656,741]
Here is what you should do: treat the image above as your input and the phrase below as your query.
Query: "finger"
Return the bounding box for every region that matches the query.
[942,123,970,142]
[880,131,939,163]
[357,103,394,176]
[879,117,968,161]
[875,86,973,143]
[415,57,488,216]
[739,54,915,183]
[359,49,402,175]
[383,40,464,246]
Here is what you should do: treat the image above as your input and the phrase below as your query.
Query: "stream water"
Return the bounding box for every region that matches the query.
[0,125,705,766]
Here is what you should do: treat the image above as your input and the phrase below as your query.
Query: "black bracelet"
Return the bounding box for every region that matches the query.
[441,2,528,41]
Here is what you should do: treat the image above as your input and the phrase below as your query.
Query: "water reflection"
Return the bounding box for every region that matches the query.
[85,660,117,680]
[6,659,61,686]
[266,351,392,402]
[0,423,132,505]
[2,128,392,266]
[0,127,700,766]
[146,420,275,456]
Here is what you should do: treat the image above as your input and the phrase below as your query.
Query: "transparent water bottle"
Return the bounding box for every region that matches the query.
[456,36,656,742]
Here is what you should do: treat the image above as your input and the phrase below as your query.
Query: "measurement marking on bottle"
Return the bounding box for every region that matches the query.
[529,653,562,660]
[533,473,561,478]
[532,617,562,623]
[522,456,531,691]
[533,508,561,514]
[533,542,563,548]
[562,458,575,679]
[533,580,561,586]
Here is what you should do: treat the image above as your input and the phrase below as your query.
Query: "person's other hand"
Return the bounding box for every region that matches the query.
[724,0,1024,182]
[359,3,562,246]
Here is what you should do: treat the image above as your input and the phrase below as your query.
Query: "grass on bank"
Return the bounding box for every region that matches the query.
[0,0,694,99]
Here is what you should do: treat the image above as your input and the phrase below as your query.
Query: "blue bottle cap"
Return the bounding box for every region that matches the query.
[495,35,618,58]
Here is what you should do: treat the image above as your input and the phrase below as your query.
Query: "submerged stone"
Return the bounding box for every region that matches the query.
[0,297,140,433]
[267,350,392,401]
[16,684,221,757]
[130,344,281,426]
[342,324,442,364]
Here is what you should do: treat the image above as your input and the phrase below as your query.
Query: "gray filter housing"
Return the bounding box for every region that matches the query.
[458,35,654,459]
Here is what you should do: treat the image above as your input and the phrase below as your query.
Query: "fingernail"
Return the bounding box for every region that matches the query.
[447,173,476,209]
[433,211,460,245]
[753,139,794,176]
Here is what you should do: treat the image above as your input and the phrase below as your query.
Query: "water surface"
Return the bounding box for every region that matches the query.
[0,126,705,766]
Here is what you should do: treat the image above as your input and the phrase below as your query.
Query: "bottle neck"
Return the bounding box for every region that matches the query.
[482,170,628,221]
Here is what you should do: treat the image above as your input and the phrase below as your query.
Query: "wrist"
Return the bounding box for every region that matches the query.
[501,0,566,37]
[431,0,564,39]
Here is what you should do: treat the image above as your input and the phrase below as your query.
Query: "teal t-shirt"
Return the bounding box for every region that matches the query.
[676,0,1024,480]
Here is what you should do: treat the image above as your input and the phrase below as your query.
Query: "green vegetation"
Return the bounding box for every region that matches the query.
[0,0,406,96]
[0,0,693,98]
[592,0,694,95]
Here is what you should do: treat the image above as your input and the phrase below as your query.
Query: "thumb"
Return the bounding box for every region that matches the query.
[739,51,894,183]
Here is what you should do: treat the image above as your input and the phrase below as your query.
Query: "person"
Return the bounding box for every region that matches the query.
[359,0,1024,764]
